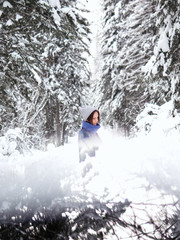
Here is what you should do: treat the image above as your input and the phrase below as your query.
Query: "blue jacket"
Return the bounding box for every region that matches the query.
[78,120,101,162]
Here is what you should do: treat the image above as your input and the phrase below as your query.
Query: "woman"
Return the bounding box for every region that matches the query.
[78,106,101,163]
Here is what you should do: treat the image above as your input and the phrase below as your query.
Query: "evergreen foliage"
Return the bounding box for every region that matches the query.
[0,0,90,148]
[98,0,180,134]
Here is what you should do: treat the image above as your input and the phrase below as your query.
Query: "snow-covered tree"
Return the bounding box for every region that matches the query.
[142,0,180,111]
[0,0,90,148]
[0,0,50,146]
[97,0,180,135]
[43,0,91,146]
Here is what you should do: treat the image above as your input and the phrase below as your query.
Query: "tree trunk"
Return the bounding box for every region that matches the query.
[62,122,68,145]
[45,97,55,145]
[56,98,61,147]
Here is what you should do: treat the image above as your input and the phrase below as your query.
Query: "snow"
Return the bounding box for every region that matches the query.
[48,0,61,9]
[2,1,13,8]
[47,0,61,26]
[142,14,171,75]
[0,101,180,208]
[10,52,21,60]
[51,8,61,25]
[0,92,180,238]
[154,31,169,54]
[0,128,22,160]
[1,0,180,234]
[30,68,42,84]
[61,7,77,25]
[6,19,13,26]
[16,14,23,21]
[134,101,180,137]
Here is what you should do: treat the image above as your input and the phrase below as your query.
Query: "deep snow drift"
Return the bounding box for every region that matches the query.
[0,101,180,212]
[0,101,180,239]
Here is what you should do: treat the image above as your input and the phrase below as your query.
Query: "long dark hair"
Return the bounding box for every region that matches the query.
[86,110,100,124]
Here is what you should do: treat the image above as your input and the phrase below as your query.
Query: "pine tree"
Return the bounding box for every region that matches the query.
[0,0,90,148]
[143,0,180,111]
[0,1,49,145]
[98,0,156,134]
[98,0,180,134]
[42,0,91,146]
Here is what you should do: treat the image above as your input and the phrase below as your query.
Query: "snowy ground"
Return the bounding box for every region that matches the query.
[0,118,180,208]
[0,101,180,238]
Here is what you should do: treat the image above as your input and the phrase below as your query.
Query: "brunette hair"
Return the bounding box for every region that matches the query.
[86,110,100,124]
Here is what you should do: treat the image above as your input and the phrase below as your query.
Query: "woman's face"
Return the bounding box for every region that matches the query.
[92,111,99,125]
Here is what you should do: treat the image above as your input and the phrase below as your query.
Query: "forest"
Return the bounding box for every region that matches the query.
[0,0,180,239]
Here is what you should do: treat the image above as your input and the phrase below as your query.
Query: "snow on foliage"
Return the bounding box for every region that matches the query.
[142,11,176,76]
[6,19,13,26]
[0,128,23,160]
[2,1,12,8]
[96,0,180,134]
[0,0,90,148]
[61,7,77,24]
[134,100,180,137]
[15,13,23,21]
[30,68,42,85]
[48,0,61,9]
